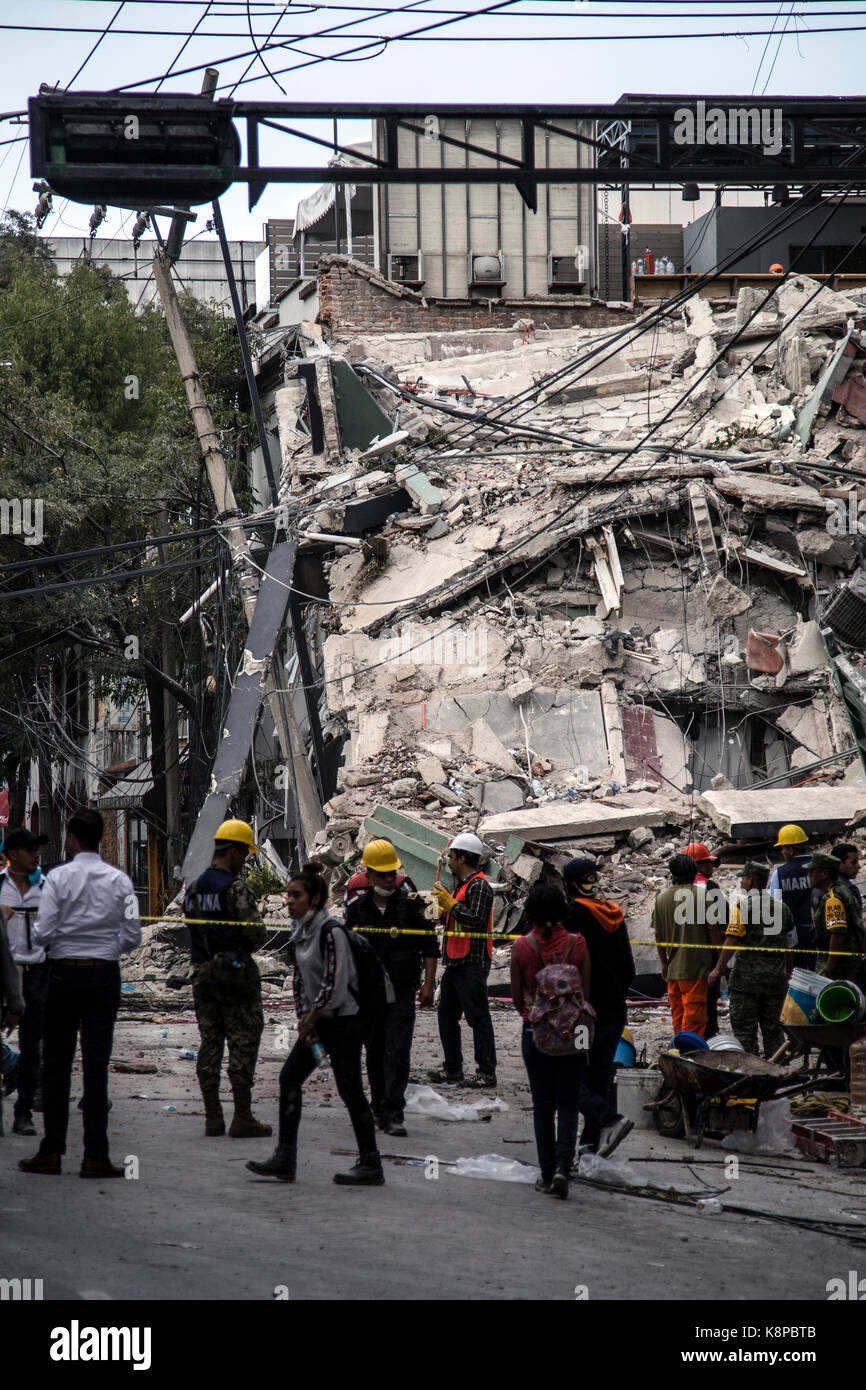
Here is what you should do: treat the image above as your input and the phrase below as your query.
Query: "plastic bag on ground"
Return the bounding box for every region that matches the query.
[404,1083,508,1121]
[721,1098,798,1155]
[452,1153,539,1183]
[578,1150,646,1188]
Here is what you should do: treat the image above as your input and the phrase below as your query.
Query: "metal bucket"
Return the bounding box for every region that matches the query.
[707,1033,745,1052]
[615,1069,662,1130]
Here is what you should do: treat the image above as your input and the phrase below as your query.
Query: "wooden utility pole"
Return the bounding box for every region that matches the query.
[151,251,323,856]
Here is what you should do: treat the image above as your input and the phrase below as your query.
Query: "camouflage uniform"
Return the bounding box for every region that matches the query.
[186,875,267,1093]
[726,890,792,1058]
[814,879,866,990]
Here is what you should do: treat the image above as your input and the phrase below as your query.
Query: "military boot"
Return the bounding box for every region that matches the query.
[228,1087,273,1138]
[245,1144,296,1181]
[333,1151,385,1186]
[202,1089,225,1137]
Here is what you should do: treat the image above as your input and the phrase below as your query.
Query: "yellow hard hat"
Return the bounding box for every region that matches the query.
[362,839,401,873]
[774,824,808,848]
[213,819,260,852]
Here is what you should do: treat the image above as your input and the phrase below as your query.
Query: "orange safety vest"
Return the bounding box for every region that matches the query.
[444,871,493,960]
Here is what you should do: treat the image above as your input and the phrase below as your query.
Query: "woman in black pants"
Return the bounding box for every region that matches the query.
[511,885,591,1200]
[246,863,384,1186]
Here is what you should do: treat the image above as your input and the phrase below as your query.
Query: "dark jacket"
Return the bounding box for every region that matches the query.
[566,898,634,1021]
[344,884,439,992]
[183,866,265,966]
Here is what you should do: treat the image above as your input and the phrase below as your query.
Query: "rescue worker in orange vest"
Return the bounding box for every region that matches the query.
[428,832,497,1088]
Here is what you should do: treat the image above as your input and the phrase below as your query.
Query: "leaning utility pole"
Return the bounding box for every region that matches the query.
[150,251,324,869]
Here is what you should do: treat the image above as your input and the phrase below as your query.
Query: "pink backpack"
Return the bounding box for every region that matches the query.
[526,934,596,1056]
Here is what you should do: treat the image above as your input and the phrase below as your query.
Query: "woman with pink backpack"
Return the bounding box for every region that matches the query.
[510,885,595,1199]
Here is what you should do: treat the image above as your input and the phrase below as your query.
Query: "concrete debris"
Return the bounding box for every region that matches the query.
[108,268,866,1000]
[698,788,866,839]
[706,572,752,622]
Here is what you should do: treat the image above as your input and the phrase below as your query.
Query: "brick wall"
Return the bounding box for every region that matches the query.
[317,256,634,335]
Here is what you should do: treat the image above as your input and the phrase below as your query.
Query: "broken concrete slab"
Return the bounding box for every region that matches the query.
[482,779,526,813]
[787,618,826,675]
[479,800,679,842]
[511,852,543,884]
[364,484,686,636]
[417,754,446,787]
[706,572,753,622]
[455,718,523,775]
[507,676,534,704]
[697,788,866,840]
[712,472,827,512]
[394,462,444,514]
[420,689,608,773]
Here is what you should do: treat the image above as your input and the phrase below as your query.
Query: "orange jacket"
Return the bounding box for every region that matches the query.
[444,871,493,960]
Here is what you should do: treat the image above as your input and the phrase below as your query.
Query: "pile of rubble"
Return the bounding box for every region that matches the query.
[124,268,866,991]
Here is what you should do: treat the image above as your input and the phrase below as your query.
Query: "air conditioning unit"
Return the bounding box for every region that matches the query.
[469,252,504,282]
[822,572,866,647]
[548,252,587,291]
[387,252,423,285]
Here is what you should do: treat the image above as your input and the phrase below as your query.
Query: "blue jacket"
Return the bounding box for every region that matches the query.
[768,855,813,946]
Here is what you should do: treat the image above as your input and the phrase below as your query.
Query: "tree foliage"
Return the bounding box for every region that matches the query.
[0,211,255,854]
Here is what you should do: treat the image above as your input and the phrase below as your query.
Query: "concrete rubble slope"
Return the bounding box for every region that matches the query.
[140,266,866,985]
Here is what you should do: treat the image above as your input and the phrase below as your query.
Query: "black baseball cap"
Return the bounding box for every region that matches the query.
[3,829,49,852]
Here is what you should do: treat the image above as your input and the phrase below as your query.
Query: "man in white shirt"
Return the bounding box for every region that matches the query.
[0,827,49,1135]
[19,809,141,1178]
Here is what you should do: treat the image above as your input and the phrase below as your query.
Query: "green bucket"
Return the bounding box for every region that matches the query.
[816,981,866,1025]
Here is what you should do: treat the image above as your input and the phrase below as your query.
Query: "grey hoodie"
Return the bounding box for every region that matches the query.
[291,908,359,1018]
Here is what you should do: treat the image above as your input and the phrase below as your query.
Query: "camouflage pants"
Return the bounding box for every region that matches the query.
[192,965,264,1094]
[729,987,786,1059]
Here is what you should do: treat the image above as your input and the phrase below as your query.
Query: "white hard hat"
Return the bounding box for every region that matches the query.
[449,832,485,856]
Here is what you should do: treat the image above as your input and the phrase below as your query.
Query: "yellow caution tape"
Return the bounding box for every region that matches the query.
[139,916,865,957]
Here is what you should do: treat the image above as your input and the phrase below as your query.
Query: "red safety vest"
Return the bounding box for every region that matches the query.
[445,871,493,960]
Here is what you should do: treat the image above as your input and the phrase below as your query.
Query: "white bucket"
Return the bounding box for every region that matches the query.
[615,1070,662,1130]
[780,967,827,1026]
[707,1033,745,1052]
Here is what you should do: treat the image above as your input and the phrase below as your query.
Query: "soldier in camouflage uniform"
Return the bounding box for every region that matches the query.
[810,851,866,990]
[707,862,791,1057]
[184,819,272,1139]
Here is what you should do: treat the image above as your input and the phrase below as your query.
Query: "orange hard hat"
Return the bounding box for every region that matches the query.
[684,841,718,864]
[769,263,784,275]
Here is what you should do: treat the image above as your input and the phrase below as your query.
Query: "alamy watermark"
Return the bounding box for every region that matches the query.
[673,101,783,157]
[826,494,866,536]
[673,887,783,933]
[0,498,43,546]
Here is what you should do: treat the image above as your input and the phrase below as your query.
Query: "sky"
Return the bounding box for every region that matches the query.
[2,0,866,250]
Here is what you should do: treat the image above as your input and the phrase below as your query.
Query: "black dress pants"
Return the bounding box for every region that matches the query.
[40,960,120,1161]
[365,987,417,1123]
[437,963,496,1076]
[15,961,49,1117]
[279,1013,377,1156]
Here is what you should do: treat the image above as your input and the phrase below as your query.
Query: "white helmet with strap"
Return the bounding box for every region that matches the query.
[449,832,485,856]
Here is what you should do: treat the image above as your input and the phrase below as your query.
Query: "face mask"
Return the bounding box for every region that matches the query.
[295,908,314,927]
[28,868,42,886]
[374,886,395,899]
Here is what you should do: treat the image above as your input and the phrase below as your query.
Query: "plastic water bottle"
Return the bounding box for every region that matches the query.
[311,1043,328,1069]
[720,978,729,1001]
[695,1198,723,1215]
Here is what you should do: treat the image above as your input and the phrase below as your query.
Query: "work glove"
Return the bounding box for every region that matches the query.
[432,883,457,914]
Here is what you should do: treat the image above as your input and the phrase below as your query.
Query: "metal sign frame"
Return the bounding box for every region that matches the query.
[29,94,866,213]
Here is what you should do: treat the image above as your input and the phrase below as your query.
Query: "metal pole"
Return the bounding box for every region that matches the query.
[211,197,279,507]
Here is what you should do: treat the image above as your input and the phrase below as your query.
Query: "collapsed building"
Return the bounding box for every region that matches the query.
[129,260,866,992]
